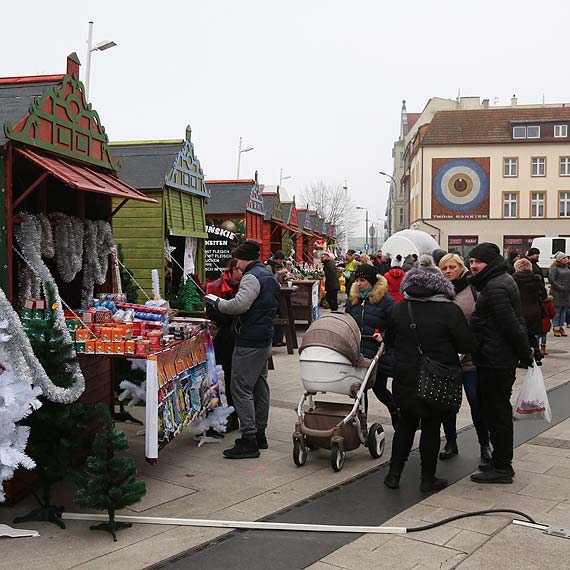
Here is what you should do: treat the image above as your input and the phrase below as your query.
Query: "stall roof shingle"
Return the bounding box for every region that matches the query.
[205,180,256,215]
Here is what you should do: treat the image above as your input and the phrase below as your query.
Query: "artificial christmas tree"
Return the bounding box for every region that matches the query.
[117,243,139,303]
[75,407,146,541]
[175,276,202,312]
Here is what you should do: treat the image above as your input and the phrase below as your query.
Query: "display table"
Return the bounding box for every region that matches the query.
[290,280,320,324]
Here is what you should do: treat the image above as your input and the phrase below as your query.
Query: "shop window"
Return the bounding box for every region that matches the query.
[530,192,545,218]
[503,235,543,257]
[531,157,546,177]
[448,236,478,259]
[503,192,518,218]
[503,157,518,177]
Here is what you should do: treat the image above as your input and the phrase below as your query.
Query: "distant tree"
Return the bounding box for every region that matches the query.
[300,181,358,246]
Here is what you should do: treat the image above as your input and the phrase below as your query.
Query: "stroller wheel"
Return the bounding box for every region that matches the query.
[293,438,308,467]
[367,423,385,459]
[330,443,346,472]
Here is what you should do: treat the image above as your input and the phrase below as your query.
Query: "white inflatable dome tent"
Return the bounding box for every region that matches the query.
[381,230,440,259]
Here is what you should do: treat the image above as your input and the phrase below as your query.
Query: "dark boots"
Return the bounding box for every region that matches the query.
[256,430,268,450]
[471,468,513,484]
[223,434,260,459]
[439,441,458,460]
[383,470,401,489]
[478,445,493,470]
[420,477,448,492]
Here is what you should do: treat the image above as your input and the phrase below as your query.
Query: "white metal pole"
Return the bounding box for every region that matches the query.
[85,21,94,101]
[236,136,242,179]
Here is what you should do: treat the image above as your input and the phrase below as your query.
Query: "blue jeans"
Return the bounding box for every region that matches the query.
[553,305,569,328]
[442,370,490,448]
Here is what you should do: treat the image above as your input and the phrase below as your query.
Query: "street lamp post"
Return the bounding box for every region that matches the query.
[379,171,401,233]
[236,137,254,179]
[279,168,291,188]
[342,181,349,252]
[356,206,369,253]
[84,21,117,101]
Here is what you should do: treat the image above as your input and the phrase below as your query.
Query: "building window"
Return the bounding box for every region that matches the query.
[504,235,543,257]
[398,208,404,226]
[531,157,546,177]
[530,192,545,218]
[503,192,518,218]
[560,157,570,176]
[527,126,540,138]
[513,126,526,139]
[503,157,518,177]
[555,125,568,138]
[448,236,478,259]
[560,192,570,217]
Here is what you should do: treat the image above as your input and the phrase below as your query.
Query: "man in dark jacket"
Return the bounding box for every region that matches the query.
[525,247,545,284]
[207,240,280,459]
[468,243,533,484]
[321,251,340,310]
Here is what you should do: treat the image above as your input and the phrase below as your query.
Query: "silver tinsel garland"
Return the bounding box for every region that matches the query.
[81,219,114,308]
[13,212,85,404]
[50,213,84,282]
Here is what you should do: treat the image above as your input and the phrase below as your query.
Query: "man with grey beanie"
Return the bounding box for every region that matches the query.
[206,240,280,459]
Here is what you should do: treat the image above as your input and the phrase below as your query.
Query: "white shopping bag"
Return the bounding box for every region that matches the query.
[513,362,552,422]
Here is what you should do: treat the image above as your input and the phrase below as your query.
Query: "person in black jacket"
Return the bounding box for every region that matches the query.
[321,251,340,311]
[344,263,398,424]
[383,255,475,492]
[525,247,545,285]
[468,243,533,484]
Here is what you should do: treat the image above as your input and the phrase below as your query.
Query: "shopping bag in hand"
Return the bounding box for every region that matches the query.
[513,362,552,422]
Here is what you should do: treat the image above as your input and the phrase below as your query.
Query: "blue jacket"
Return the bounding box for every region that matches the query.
[217,261,280,348]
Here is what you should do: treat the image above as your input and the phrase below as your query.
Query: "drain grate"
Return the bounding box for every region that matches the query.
[529,436,570,449]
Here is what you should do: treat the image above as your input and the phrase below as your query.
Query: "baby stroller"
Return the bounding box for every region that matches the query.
[292,313,385,472]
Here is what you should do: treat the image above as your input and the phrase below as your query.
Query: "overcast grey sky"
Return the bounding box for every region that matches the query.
[4,0,570,239]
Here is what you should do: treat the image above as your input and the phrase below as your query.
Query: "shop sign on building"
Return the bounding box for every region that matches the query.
[204,219,244,279]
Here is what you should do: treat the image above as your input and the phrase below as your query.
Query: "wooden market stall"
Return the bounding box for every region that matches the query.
[261,186,300,261]
[111,126,209,296]
[204,172,265,278]
[296,208,315,264]
[281,197,305,261]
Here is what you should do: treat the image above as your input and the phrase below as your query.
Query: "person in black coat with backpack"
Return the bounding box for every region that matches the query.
[344,264,398,425]
[383,255,475,493]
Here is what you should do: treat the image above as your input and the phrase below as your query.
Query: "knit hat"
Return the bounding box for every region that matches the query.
[553,251,568,262]
[432,248,448,266]
[233,240,261,261]
[514,258,532,273]
[273,250,285,260]
[391,254,403,268]
[508,250,520,261]
[468,242,501,264]
[401,254,455,299]
[354,264,379,285]
[527,247,540,256]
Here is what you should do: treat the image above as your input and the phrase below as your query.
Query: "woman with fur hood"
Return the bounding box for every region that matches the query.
[345,264,399,425]
[383,255,475,493]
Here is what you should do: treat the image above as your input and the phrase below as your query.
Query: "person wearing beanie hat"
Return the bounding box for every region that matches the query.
[345,264,399,425]
[209,239,280,459]
[548,252,570,337]
[505,249,521,275]
[468,243,533,484]
[385,255,405,302]
[383,254,475,493]
[524,247,545,284]
[513,256,547,365]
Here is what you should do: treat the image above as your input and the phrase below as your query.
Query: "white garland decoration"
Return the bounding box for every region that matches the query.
[0,316,43,502]
[50,213,84,282]
[14,212,85,404]
[81,220,115,308]
[37,213,55,259]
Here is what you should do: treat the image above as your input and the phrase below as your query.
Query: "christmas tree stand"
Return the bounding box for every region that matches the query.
[90,510,132,542]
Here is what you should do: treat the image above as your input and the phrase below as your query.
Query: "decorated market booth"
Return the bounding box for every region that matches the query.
[261,186,288,260]
[311,213,327,252]
[204,172,265,280]
[0,56,228,516]
[280,197,305,262]
[110,126,209,308]
[296,208,314,264]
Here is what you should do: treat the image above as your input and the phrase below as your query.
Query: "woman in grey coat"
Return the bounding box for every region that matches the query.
[548,252,570,336]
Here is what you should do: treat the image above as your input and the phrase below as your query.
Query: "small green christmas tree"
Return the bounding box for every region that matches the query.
[15,282,93,529]
[117,243,139,303]
[176,276,202,311]
[75,407,146,541]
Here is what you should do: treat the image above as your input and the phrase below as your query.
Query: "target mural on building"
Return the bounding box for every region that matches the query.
[432,157,490,219]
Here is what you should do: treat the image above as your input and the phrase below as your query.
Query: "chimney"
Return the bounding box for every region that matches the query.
[185,125,192,141]
[511,94,518,106]
[400,100,409,139]
[482,99,489,109]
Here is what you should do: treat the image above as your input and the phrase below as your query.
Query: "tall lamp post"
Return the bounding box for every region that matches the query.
[342,180,349,252]
[379,171,399,233]
[236,137,254,179]
[356,206,369,252]
[85,21,117,101]
[279,168,291,188]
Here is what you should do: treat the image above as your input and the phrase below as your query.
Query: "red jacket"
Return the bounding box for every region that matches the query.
[385,268,405,302]
[206,271,239,299]
[542,299,556,334]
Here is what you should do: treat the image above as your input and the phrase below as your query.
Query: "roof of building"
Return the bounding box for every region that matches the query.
[282,201,292,223]
[0,78,63,145]
[420,107,570,146]
[262,192,277,221]
[205,180,256,215]
[407,113,421,131]
[111,142,181,189]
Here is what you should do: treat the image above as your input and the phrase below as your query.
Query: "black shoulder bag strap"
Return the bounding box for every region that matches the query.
[407,301,423,356]
[469,284,478,303]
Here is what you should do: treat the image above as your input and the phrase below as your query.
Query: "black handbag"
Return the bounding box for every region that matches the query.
[407,302,463,413]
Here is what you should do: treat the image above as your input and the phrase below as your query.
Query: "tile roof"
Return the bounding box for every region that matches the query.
[111,142,181,190]
[262,192,277,221]
[282,201,292,224]
[0,80,63,145]
[407,113,421,131]
[420,107,570,146]
[205,180,256,215]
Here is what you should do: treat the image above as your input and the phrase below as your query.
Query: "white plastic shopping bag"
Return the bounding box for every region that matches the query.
[513,362,552,422]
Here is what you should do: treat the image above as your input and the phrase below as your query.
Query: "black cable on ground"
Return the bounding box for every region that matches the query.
[406,509,536,533]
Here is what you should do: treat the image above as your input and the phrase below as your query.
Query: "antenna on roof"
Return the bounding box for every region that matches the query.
[457,88,461,103]
[542,93,545,105]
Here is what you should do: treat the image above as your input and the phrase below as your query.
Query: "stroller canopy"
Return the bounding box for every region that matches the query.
[299,313,367,367]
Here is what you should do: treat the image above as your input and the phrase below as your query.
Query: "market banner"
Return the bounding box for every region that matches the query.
[145,327,219,459]
[204,219,244,280]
